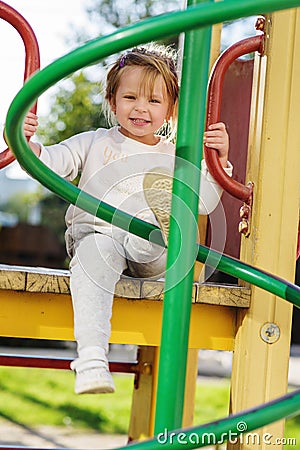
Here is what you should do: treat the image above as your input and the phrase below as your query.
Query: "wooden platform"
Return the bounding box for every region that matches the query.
[0,264,250,350]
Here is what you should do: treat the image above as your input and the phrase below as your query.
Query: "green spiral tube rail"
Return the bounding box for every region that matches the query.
[4,0,300,448]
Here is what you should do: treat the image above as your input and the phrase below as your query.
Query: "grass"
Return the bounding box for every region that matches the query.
[194,379,231,424]
[0,367,299,449]
[0,367,132,434]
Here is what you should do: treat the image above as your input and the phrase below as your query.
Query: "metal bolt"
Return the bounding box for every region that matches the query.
[240,204,251,220]
[142,362,152,376]
[238,219,249,236]
[255,16,266,32]
[260,322,280,344]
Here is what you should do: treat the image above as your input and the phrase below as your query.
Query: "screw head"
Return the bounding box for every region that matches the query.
[260,322,280,344]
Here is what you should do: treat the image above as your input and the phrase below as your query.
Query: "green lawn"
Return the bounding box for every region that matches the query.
[0,367,131,434]
[0,367,298,448]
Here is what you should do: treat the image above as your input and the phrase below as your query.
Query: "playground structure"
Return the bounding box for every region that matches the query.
[1,1,300,449]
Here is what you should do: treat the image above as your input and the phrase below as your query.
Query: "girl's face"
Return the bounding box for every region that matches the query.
[110,66,171,146]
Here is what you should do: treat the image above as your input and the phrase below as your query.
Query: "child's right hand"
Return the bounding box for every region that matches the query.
[23,111,41,156]
[24,111,38,139]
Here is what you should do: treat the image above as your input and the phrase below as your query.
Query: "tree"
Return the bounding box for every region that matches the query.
[38,71,108,145]
[4,188,44,224]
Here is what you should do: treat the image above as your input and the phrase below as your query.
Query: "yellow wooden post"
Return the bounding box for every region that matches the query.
[182,348,199,426]
[228,9,300,450]
[128,346,198,441]
[128,346,159,441]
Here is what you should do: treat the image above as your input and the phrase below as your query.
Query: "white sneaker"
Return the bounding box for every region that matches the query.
[74,366,115,394]
[143,167,173,245]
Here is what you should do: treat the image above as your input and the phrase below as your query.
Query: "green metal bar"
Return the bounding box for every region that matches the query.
[154,0,212,433]
[116,388,300,449]
[196,244,300,307]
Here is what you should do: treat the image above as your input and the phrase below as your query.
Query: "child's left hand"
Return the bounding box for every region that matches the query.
[203,122,229,168]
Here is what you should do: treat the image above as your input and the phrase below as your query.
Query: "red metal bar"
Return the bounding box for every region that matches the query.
[0,353,139,373]
[205,34,264,204]
[0,1,40,169]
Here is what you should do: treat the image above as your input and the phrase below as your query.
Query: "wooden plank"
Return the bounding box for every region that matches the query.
[0,264,250,306]
[141,279,197,302]
[0,264,142,299]
[115,278,141,299]
[0,265,26,291]
[27,271,70,294]
[196,284,250,307]
[141,279,165,300]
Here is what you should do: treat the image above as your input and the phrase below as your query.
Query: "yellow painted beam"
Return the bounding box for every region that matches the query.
[0,289,237,350]
[0,290,73,340]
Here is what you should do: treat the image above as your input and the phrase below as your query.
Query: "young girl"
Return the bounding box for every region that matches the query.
[24,43,232,395]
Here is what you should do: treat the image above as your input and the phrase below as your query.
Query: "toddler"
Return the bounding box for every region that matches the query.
[24,43,232,394]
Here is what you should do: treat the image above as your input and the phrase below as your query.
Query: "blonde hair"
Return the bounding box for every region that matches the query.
[104,43,179,137]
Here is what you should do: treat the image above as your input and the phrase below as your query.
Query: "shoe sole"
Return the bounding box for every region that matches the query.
[76,382,115,395]
[143,168,173,245]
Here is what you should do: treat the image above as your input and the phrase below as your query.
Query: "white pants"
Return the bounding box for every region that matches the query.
[69,230,166,371]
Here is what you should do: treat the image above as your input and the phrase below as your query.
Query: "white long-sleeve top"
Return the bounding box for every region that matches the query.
[39,126,232,240]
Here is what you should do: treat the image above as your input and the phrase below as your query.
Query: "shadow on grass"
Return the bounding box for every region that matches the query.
[0,382,111,432]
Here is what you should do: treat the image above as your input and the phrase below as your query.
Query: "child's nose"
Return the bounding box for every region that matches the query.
[134,99,147,112]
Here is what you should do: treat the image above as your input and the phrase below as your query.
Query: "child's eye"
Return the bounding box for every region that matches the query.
[150,98,160,104]
[124,95,135,100]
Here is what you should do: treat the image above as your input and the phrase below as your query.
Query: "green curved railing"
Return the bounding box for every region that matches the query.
[4,0,300,448]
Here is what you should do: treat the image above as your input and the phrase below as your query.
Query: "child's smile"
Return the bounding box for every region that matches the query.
[130,118,151,125]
